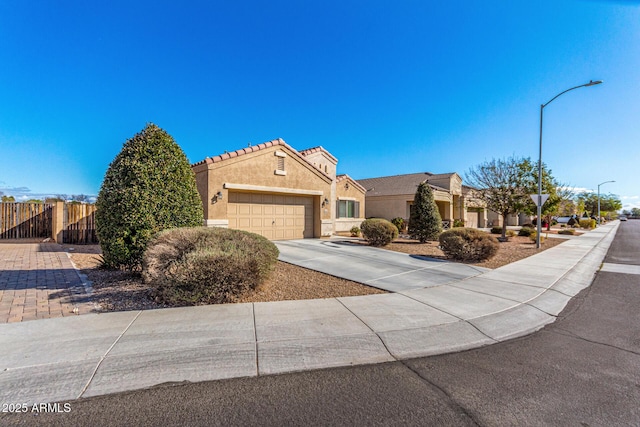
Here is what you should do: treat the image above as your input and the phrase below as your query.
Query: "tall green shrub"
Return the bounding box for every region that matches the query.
[391,217,406,233]
[408,182,442,242]
[96,123,204,270]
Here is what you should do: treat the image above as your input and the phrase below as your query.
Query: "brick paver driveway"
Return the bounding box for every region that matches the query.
[0,242,94,323]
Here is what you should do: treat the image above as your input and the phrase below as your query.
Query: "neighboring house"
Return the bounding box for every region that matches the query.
[191,139,365,240]
[357,172,493,229]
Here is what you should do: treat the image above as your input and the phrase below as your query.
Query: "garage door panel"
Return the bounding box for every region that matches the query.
[237,218,251,228]
[236,193,252,203]
[227,192,314,240]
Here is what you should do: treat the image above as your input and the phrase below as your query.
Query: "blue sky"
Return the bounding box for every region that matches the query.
[1,1,638,210]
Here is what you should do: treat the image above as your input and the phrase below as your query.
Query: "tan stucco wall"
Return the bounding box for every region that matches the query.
[335,177,365,232]
[336,179,365,211]
[302,151,337,179]
[425,174,462,195]
[365,195,412,220]
[303,150,338,224]
[487,211,503,227]
[192,145,333,237]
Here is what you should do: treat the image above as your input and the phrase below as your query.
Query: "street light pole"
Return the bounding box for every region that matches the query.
[536,80,602,249]
[597,180,615,224]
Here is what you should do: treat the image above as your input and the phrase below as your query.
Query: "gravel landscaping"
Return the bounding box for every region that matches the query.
[62,232,566,313]
[370,234,566,269]
[63,244,386,313]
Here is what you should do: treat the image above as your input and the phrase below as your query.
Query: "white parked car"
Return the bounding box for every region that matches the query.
[619,215,628,221]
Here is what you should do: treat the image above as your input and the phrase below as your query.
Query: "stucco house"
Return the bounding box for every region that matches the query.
[357,172,492,229]
[191,139,365,240]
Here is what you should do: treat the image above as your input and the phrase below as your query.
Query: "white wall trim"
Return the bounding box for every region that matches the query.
[274,170,287,176]
[204,219,229,228]
[224,183,324,196]
[274,150,287,158]
[338,197,358,201]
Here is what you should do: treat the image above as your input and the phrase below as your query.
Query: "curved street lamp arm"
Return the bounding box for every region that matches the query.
[598,180,615,187]
[542,80,603,108]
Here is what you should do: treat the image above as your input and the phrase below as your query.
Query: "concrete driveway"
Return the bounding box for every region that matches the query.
[275,238,489,292]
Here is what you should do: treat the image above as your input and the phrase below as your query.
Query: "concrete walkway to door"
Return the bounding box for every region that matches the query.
[0,242,94,322]
[275,239,489,292]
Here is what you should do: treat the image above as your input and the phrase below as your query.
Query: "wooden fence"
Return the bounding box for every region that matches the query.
[0,202,98,244]
[63,203,98,244]
[0,202,53,239]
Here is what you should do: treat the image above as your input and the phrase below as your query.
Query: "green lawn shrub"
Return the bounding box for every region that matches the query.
[528,230,545,243]
[506,230,517,238]
[391,217,406,233]
[518,226,535,237]
[557,229,575,235]
[96,124,204,270]
[439,228,499,262]
[143,227,279,305]
[490,227,502,234]
[579,218,596,229]
[360,218,398,247]
[350,226,361,237]
[408,182,442,242]
[453,219,465,228]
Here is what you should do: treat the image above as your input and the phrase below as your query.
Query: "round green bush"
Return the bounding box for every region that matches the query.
[439,228,499,262]
[143,227,279,305]
[350,226,361,237]
[490,227,502,234]
[96,124,204,270]
[518,226,535,237]
[360,218,398,246]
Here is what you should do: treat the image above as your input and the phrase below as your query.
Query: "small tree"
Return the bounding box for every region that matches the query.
[96,123,204,270]
[518,158,574,231]
[465,157,529,240]
[408,182,442,242]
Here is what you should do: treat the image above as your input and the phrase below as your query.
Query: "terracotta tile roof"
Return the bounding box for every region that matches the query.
[192,138,289,166]
[191,138,333,180]
[357,172,451,196]
[299,146,338,163]
[336,174,366,193]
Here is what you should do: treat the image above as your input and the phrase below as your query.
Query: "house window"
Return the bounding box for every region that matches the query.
[337,200,360,218]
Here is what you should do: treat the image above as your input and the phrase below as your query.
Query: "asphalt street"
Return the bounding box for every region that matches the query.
[2,220,638,426]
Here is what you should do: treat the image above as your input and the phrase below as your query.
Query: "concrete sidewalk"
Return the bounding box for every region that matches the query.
[0,222,619,405]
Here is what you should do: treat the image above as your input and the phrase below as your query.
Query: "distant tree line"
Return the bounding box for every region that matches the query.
[621,208,640,218]
[0,192,94,204]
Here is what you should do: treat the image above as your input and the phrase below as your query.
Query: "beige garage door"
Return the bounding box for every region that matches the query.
[227,192,314,240]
